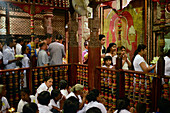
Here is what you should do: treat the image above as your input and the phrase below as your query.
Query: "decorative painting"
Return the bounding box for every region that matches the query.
[103,4,144,60]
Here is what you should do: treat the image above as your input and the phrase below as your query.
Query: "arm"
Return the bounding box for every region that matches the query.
[140,62,156,72]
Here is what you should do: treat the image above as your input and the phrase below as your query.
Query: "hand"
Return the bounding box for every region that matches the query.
[122,54,127,61]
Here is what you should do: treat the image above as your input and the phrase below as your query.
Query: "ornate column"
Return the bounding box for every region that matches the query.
[88,3,101,90]
[43,8,53,34]
[68,12,79,86]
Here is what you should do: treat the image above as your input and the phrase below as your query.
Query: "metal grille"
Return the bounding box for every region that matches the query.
[0,16,6,35]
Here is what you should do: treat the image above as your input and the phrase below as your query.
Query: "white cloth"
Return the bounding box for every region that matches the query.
[16,43,22,55]
[85,101,107,113]
[0,51,3,60]
[122,58,131,70]
[102,65,113,68]
[35,83,53,103]
[105,53,117,65]
[22,54,30,68]
[133,54,148,72]
[114,109,131,113]
[66,92,82,103]
[164,56,170,76]
[60,89,69,97]
[0,97,10,113]
[17,95,36,112]
[48,99,60,110]
[38,104,52,113]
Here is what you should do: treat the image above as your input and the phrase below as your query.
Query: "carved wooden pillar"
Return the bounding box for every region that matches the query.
[68,12,78,86]
[43,8,53,34]
[5,3,10,35]
[88,4,101,90]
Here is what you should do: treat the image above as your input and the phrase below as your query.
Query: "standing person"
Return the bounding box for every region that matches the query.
[37,42,49,66]
[99,34,106,58]
[56,34,63,44]
[27,36,39,58]
[3,37,22,69]
[16,37,24,55]
[82,41,89,64]
[48,35,65,65]
[164,49,170,76]
[132,44,155,72]
[106,43,117,65]
[120,46,131,70]
[43,33,52,45]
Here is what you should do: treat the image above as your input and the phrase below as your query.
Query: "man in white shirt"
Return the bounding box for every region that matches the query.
[121,46,131,70]
[16,37,24,55]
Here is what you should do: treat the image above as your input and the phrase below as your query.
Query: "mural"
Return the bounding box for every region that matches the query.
[103,4,144,60]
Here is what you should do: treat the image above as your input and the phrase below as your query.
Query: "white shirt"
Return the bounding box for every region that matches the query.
[66,92,82,103]
[48,99,60,110]
[85,101,107,113]
[133,54,148,72]
[22,54,30,68]
[60,89,69,97]
[17,95,36,112]
[114,109,131,113]
[16,43,22,55]
[35,83,53,103]
[0,51,3,60]
[38,104,52,113]
[0,97,10,113]
[122,58,131,70]
[102,65,113,68]
[164,56,170,76]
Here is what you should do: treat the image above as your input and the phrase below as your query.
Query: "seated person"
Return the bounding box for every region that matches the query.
[23,102,38,113]
[17,88,35,112]
[59,80,70,97]
[37,91,52,113]
[48,89,65,113]
[86,107,102,113]
[102,56,114,69]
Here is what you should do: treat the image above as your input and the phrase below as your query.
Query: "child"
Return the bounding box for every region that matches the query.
[23,102,38,113]
[59,80,70,97]
[0,85,10,113]
[49,89,66,113]
[17,88,35,113]
[102,56,113,68]
[37,91,52,113]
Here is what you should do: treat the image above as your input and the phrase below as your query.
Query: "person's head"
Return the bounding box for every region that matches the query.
[17,37,24,45]
[86,107,102,113]
[6,36,16,47]
[39,42,47,50]
[63,96,79,113]
[37,91,51,106]
[165,49,170,57]
[45,33,52,45]
[0,84,6,98]
[70,84,84,95]
[33,35,39,44]
[137,44,147,55]
[51,89,62,102]
[116,97,130,113]
[121,46,126,55]
[44,76,53,88]
[158,98,170,113]
[23,103,39,113]
[91,89,101,102]
[55,34,63,44]
[20,88,30,102]
[136,102,146,113]
[22,45,30,54]
[59,80,68,90]
[106,43,117,53]
[86,91,97,102]
[103,56,112,66]
[84,41,89,49]
[99,34,105,45]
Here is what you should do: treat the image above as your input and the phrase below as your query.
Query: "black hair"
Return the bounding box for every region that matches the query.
[86,92,97,102]
[37,91,51,105]
[136,102,146,113]
[158,98,170,113]
[44,76,53,82]
[59,80,68,90]
[45,33,52,39]
[56,34,63,40]
[21,45,27,54]
[6,36,13,46]
[84,40,89,47]
[16,37,24,43]
[51,89,60,99]
[165,49,170,56]
[33,35,39,41]
[63,96,79,113]
[39,42,46,48]
[103,56,113,65]
[86,107,102,113]
[121,46,126,50]
[116,97,130,113]
[131,44,146,70]
[106,43,117,53]
[99,34,105,41]
[91,89,99,97]
[23,103,38,113]
[21,88,30,95]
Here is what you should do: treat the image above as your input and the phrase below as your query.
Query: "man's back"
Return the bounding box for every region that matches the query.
[48,42,65,65]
